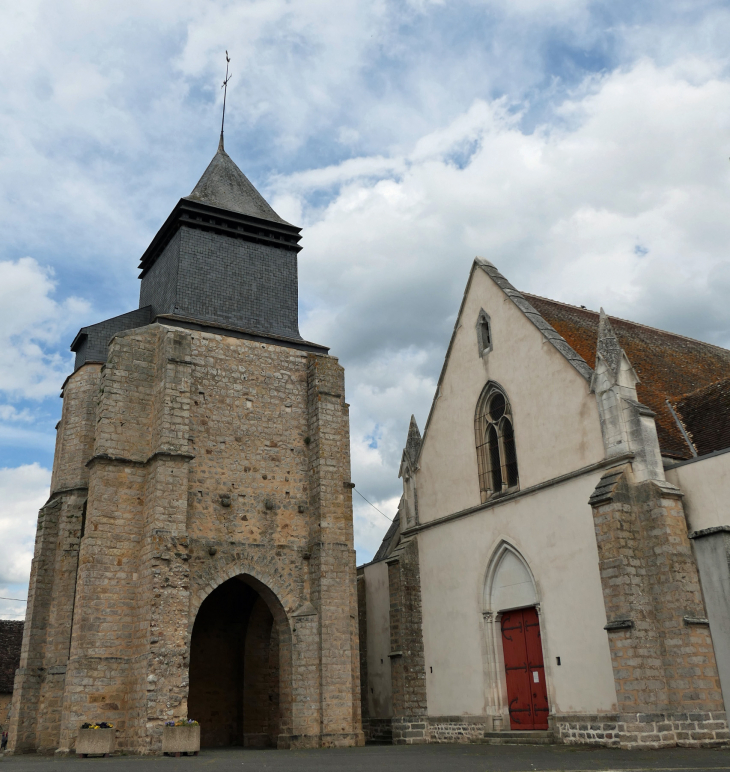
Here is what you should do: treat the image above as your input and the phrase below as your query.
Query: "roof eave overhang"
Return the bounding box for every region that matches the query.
[138,198,303,278]
[70,330,88,352]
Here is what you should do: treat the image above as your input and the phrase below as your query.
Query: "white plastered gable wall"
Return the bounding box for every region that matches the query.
[413,259,618,719]
[416,259,606,522]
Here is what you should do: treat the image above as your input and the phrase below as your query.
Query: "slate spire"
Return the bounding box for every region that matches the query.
[137,139,309,345]
[185,146,291,225]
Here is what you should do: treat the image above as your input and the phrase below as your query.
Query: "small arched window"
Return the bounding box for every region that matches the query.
[476,310,492,357]
[475,384,519,502]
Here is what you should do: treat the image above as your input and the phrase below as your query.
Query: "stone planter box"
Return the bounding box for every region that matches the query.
[76,727,115,757]
[162,725,200,756]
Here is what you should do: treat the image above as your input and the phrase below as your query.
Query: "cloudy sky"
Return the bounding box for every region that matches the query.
[1,0,730,619]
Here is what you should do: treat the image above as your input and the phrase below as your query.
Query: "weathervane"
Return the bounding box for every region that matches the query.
[219,51,232,151]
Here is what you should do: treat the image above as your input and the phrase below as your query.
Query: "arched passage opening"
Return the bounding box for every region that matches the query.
[188,575,286,748]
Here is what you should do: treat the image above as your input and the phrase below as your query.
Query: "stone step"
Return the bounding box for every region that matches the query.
[481,730,554,745]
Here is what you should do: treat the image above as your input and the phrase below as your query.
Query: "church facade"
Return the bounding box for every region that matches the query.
[9,140,364,754]
[359,258,730,748]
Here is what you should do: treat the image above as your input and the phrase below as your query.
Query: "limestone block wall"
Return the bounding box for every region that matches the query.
[10,322,363,755]
[587,463,728,747]
[386,538,427,744]
[10,363,101,753]
[356,572,369,727]
[51,365,102,493]
[306,355,362,744]
[0,620,23,733]
[591,466,722,713]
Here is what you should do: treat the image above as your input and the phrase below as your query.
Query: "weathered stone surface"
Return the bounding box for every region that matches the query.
[9,324,363,754]
[387,538,427,742]
[76,728,115,756]
[161,725,200,754]
[588,466,728,747]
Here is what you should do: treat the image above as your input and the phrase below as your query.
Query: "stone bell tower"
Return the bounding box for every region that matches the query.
[9,137,364,754]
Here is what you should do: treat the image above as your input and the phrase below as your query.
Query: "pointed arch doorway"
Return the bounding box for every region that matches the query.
[483,543,550,731]
[187,575,283,748]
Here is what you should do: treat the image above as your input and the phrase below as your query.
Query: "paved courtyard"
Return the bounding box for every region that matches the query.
[2,744,730,772]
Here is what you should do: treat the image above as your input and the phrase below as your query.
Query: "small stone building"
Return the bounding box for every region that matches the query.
[9,138,363,754]
[0,621,23,733]
[359,258,730,748]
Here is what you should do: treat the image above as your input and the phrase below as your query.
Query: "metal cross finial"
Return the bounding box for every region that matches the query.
[219,51,232,151]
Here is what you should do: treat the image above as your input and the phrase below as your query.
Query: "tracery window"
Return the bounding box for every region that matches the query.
[475,384,519,502]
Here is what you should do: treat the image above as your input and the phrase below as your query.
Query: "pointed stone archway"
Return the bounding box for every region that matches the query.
[481,541,551,731]
[187,574,292,748]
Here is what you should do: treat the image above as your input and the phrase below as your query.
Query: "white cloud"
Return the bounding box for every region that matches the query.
[354,496,400,566]
[0,406,34,423]
[0,463,51,620]
[2,2,730,566]
[0,257,88,399]
[287,58,730,561]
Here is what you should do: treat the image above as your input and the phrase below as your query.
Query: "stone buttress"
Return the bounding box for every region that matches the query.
[571,311,729,747]
[358,419,428,745]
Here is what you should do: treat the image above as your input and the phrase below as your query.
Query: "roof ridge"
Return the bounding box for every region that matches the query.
[523,292,730,356]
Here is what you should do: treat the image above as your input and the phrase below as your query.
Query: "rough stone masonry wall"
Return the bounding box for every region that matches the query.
[588,464,728,748]
[51,364,102,493]
[427,716,487,743]
[305,354,362,746]
[356,572,369,730]
[554,711,729,748]
[9,364,101,754]
[0,620,23,736]
[58,325,165,753]
[387,538,427,745]
[182,328,316,747]
[12,322,363,754]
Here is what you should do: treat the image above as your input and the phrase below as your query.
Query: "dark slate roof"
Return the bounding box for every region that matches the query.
[671,376,730,456]
[0,620,23,693]
[71,307,153,371]
[184,143,291,225]
[524,294,730,460]
[372,509,401,563]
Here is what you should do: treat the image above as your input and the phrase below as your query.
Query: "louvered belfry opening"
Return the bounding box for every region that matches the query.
[475,384,520,502]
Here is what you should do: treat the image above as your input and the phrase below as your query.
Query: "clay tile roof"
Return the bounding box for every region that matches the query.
[670,376,730,457]
[523,294,730,460]
[184,146,291,225]
[0,620,24,693]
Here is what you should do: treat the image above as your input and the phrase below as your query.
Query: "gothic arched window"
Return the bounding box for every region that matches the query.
[475,384,519,502]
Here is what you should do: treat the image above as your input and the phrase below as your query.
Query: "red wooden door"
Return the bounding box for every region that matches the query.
[501,607,549,730]
[522,607,549,729]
